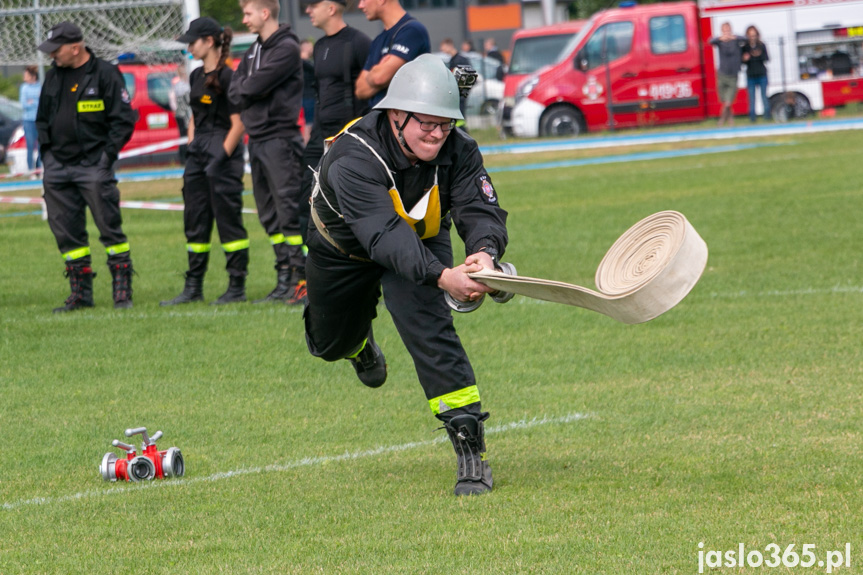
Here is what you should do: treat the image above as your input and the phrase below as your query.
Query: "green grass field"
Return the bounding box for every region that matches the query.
[1,128,861,573]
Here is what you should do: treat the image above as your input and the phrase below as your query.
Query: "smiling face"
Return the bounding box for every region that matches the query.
[390,110,453,162]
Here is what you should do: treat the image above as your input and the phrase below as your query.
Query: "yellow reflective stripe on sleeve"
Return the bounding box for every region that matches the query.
[186,243,212,253]
[285,235,303,246]
[63,246,91,261]
[77,100,105,113]
[269,234,286,245]
[222,239,250,253]
[428,385,481,415]
[105,242,130,256]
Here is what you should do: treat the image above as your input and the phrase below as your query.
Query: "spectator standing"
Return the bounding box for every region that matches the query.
[483,38,505,81]
[709,22,745,126]
[355,0,430,107]
[300,39,316,143]
[300,0,372,242]
[161,17,249,306]
[19,65,42,175]
[742,25,770,122]
[35,21,136,312]
[228,0,308,305]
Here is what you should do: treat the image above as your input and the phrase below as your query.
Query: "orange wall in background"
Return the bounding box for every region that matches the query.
[466,4,522,32]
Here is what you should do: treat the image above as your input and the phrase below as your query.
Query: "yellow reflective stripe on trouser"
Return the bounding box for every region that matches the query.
[285,235,303,246]
[222,239,249,252]
[105,243,130,256]
[428,385,481,415]
[269,234,286,245]
[63,246,91,261]
[186,243,212,253]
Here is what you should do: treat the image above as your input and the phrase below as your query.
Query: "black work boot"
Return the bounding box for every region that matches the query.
[253,266,293,303]
[346,331,387,388]
[212,275,246,305]
[53,266,95,313]
[109,262,134,309]
[160,275,204,306]
[444,412,493,496]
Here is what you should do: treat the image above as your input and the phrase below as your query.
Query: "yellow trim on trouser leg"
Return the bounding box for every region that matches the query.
[285,235,303,246]
[222,239,250,252]
[62,246,91,261]
[186,243,212,253]
[105,242,130,256]
[346,338,368,359]
[269,234,286,245]
[428,385,481,415]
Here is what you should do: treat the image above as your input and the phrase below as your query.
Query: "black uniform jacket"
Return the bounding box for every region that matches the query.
[228,24,303,141]
[315,111,508,286]
[35,48,134,164]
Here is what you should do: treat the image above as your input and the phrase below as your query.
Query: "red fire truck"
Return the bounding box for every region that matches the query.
[510,0,863,137]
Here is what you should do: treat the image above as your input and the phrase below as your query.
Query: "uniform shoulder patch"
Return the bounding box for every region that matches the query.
[477,174,497,204]
[120,88,131,104]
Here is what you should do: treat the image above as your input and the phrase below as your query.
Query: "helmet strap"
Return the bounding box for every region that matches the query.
[394,112,416,155]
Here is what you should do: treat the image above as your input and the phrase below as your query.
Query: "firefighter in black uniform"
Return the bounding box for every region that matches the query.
[305,55,508,496]
[36,21,135,312]
[161,18,249,306]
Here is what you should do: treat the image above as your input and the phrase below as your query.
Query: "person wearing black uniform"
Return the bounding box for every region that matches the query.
[36,21,135,313]
[228,0,307,305]
[305,55,508,496]
[161,18,249,306]
[300,0,372,242]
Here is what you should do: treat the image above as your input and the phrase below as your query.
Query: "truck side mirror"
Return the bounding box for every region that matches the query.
[574,50,588,72]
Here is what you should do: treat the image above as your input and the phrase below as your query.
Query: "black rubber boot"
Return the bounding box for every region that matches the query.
[109,262,134,309]
[346,331,387,388]
[160,275,204,306]
[53,265,95,313]
[444,412,493,496]
[212,275,246,305]
[253,266,293,303]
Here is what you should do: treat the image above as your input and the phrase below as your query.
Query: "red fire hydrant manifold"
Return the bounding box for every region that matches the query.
[99,427,185,482]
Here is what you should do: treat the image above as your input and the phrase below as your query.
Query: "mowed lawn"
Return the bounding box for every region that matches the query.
[1,128,861,574]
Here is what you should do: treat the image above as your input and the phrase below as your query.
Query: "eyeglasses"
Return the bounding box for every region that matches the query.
[407,113,457,133]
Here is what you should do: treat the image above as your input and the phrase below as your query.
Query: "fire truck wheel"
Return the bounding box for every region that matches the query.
[770,92,811,123]
[540,105,584,138]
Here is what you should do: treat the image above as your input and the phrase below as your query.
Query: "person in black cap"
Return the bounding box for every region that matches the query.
[161,18,250,306]
[35,21,136,313]
[299,0,371,243]
[228,0,307,305]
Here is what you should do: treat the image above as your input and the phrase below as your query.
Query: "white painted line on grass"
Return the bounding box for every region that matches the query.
[1,413,590,511]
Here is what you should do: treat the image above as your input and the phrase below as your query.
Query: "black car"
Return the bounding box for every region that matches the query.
[0,96,24,164]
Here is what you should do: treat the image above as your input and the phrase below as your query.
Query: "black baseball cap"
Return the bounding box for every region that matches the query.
[306,0,348,5]
[38,21,84,53]
[177,17,223,43]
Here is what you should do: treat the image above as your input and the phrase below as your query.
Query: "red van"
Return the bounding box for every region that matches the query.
[510,0,863,137]
[500,20,585,135]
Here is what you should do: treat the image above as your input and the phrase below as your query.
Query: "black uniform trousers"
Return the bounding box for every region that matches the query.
[304,220,480,411]
[248,136,305,269]
[42,149,130,268]
[182,132,249,278]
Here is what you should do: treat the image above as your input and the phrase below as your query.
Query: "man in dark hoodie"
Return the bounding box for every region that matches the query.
[228,0,307,305]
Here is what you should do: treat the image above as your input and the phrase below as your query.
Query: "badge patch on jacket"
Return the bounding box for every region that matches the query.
[200,94,212,105]
[121,88,131,104]
[477,174,497,204]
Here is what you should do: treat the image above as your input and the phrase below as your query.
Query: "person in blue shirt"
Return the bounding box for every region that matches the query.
[354,0,429,108]
[19,65,42,174]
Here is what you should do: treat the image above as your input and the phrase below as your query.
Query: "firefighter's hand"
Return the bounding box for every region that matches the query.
[464,251,495,271]
[438,262,494,303]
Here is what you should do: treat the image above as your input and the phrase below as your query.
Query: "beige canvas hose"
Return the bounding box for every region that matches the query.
[469,211,708,324]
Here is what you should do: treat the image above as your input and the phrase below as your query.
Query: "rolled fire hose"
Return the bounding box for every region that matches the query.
[468,211,708,324]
